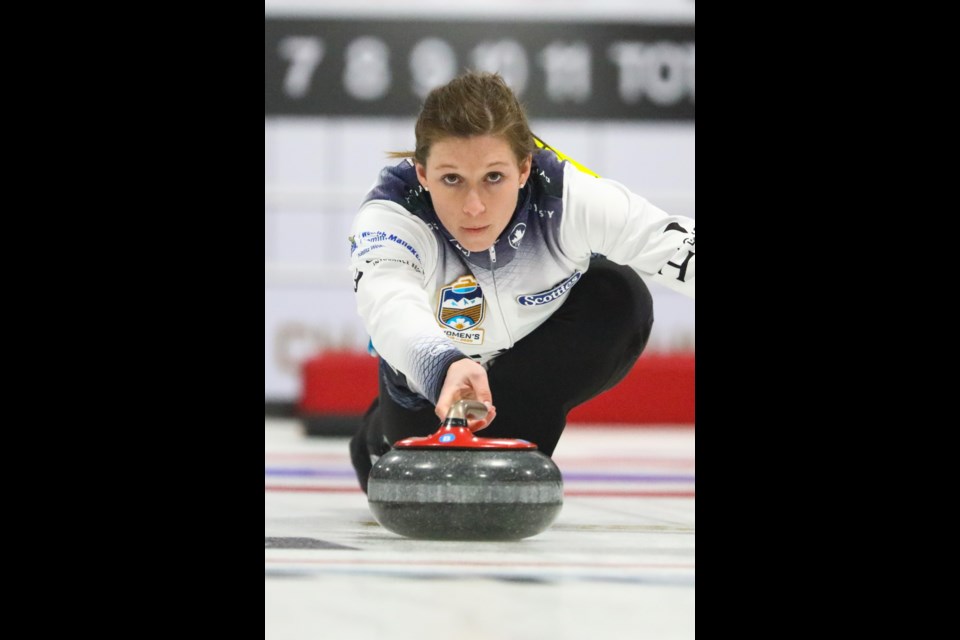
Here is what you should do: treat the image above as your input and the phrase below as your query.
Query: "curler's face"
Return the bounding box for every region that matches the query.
[417,135,531,253]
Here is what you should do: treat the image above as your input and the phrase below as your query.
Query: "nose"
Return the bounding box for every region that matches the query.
[463,188,485,217]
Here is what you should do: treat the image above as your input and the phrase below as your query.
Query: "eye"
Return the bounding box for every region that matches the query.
[486,172,504,184]
[441,174,461,186]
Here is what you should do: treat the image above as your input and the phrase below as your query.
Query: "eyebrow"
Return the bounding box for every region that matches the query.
[435,161,510,170]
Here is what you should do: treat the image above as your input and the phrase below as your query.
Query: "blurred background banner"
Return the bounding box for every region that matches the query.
[265,18,694,120]
[265,1,695,415]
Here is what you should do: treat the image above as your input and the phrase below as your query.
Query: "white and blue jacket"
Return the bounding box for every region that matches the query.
[349,149,695,409]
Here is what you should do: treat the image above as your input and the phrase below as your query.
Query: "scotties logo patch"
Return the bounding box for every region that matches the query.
[437,275,485,345]
[517,271,582,306]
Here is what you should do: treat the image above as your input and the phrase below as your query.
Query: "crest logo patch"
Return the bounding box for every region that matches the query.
[437,275,485,345]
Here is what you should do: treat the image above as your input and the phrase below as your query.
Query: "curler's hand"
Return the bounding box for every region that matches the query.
[435,359,496,431]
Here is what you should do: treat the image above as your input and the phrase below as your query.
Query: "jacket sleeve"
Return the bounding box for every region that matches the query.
[349,201,468,404]
[559,164,695,299]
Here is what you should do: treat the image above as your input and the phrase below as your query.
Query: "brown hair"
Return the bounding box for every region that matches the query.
[389,71,537,166]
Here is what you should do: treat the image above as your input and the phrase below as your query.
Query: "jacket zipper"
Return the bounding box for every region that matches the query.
[488,244,513,346]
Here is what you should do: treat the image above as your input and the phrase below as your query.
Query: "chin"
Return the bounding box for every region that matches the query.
[459,240,492,253]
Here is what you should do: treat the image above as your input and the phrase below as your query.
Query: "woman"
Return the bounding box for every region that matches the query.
[349,71,694,492]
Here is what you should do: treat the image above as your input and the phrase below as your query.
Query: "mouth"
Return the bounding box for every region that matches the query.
[462,226,490,234]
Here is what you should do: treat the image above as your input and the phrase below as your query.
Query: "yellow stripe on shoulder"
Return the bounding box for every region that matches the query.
[533,136,601,178]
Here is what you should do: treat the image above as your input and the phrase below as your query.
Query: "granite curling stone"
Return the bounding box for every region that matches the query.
[367,400,564,540]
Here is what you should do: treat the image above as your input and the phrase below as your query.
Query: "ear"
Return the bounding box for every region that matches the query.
[415,162,429,190]
[518,153,533,187]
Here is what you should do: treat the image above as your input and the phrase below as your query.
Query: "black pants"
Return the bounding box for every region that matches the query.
[350,257,654,492]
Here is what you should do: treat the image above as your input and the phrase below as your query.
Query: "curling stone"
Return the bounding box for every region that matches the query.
[367,400,563,541]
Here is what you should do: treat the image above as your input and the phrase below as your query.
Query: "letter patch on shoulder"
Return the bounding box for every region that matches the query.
[437,275,485,345]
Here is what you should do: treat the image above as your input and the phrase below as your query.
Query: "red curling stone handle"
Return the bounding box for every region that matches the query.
[393,400,538,450]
